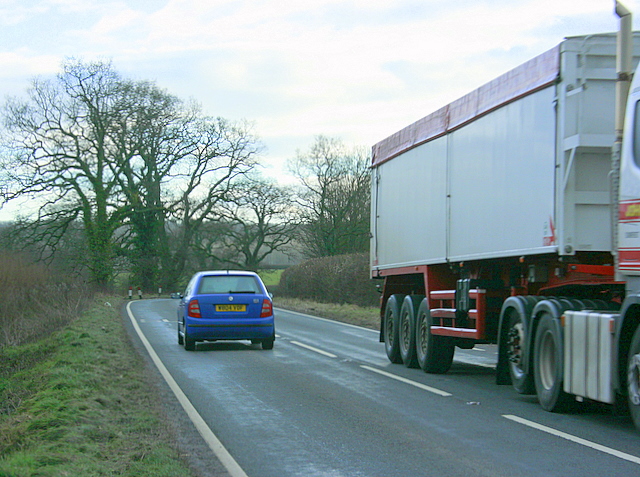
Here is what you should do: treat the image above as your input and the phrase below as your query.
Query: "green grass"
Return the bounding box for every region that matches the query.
[0,297,196,477]
[0,287,379,477]
[257,269,283,288]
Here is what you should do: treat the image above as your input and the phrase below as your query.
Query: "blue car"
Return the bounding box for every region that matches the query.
[177,270,275,351]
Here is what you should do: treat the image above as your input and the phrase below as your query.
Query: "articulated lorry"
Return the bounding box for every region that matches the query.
[370,3,640,429]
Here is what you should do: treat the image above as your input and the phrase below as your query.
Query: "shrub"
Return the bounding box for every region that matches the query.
[278,253,379,307]
[0,252,92,349]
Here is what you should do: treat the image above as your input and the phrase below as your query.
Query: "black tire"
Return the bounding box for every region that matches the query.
[533,312,572,411]
[399,295,423,368]
[178,321,184,345]
[415,298,454,374]
[504,303,535,394]
[384,294,405,364]
[183,321,196,351]
[627,326,640,429]
[262,332,275,350]
[262,339,274,350]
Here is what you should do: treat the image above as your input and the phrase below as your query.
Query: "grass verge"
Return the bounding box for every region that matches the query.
[0,297,195,477]
[0,293,378,476]
[273,296,380,331]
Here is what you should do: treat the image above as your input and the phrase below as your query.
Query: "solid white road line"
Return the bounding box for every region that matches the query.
[126,302,248,477]
[503,414,640,465]
[291,340,338,358]
[360,365,452,397]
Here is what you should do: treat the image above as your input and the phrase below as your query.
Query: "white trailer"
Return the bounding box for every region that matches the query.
[371,11,640,428]
[372,34,626,272]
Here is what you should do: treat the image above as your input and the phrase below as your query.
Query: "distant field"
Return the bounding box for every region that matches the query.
[258,269,283,288]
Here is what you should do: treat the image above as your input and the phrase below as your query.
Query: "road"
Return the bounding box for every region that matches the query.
[124,299,640,477]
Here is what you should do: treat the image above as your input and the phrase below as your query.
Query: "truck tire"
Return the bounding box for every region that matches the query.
[502,297,536,394]
[533,311,572,411]
[415,298,454,374]
[399,295,423,368]
[627,325,640,429]
[384,294,405,364]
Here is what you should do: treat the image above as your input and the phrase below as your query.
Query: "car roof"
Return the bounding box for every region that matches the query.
[194,270,260,278]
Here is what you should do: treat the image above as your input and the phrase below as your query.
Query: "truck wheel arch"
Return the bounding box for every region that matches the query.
[529,298,568,334]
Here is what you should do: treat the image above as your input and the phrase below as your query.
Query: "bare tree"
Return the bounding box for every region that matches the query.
[0,60,130,286]
[108,85,262,289]
[0,59,263,289]
[162,117,261,284]
[103,77,190,290]
[288,135,370,258]
[204,176,296,270]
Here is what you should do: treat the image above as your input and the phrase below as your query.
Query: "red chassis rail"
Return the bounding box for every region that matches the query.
[374,258,620,342]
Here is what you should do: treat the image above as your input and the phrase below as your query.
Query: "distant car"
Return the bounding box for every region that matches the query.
[176,270,275,351]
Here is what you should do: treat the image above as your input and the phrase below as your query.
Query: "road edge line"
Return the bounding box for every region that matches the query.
[126,301,248,477]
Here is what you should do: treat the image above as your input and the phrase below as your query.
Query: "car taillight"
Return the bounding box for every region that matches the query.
[260,298,273,318]
[188,299,201,318]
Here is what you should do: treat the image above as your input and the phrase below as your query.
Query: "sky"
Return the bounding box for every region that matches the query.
[1,0,639,219]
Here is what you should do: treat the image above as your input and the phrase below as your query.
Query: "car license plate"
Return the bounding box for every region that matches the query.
[215,304,246,312]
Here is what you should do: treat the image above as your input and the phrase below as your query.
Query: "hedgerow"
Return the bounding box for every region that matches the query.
[277,253,379,307]
[0,252,92,349]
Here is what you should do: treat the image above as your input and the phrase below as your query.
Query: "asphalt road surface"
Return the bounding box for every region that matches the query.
[124,299,640,477]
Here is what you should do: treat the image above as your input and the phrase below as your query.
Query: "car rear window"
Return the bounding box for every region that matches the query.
[197,275,262,295]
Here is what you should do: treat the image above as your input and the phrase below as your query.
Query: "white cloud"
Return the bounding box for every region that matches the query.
[1,0,640,220]
[0,50,59,97]
[90,7,143,36]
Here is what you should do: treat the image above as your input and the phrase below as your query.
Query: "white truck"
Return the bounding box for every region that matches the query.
[370,3,640,429]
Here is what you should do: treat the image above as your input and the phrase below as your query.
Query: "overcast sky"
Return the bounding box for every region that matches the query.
[1,0,639,219]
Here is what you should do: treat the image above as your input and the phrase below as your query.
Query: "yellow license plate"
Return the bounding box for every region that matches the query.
[215,304,246,312]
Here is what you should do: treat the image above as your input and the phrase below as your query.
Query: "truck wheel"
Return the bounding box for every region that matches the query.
[533,312,572,411]
[505,305,535,394]
[183,321,196,351]
[627,326,640,429]
[415,298,454,374]
[384,294,405,364]
[399,295,423,368]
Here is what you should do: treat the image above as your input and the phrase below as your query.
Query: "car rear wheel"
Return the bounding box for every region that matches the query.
[178,322,184,345]
[183,321,196,351]
[262,336,275,350]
